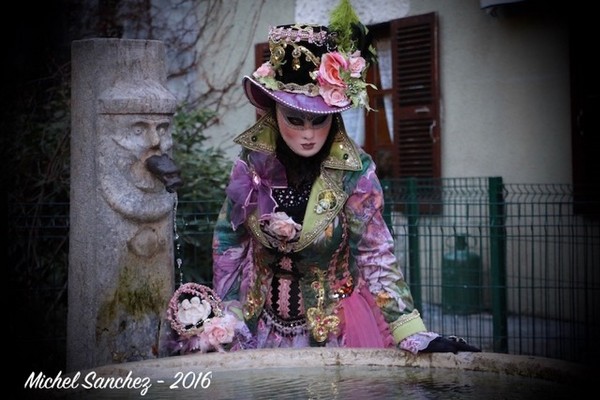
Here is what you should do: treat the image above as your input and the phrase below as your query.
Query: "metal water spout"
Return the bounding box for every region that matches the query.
[145,154,183,193]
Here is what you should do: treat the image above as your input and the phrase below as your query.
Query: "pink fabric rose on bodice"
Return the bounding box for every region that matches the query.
[260,212,302,242]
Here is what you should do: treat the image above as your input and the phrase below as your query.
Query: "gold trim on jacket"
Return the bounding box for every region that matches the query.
[233,111,362,252]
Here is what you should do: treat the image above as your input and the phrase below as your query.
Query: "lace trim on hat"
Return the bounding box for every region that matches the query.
[268,24,329,46]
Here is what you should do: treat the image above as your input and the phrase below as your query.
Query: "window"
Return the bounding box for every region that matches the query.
[365,13,441,181]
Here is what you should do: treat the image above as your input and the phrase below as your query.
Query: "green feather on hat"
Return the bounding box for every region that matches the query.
[328,0,378,66]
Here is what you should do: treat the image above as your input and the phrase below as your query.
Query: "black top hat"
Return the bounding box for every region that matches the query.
[243,1,377,115]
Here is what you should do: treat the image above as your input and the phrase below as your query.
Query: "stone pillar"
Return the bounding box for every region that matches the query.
[68,38,178,371]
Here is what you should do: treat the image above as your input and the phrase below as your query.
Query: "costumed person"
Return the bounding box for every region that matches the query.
[210,0,481,354]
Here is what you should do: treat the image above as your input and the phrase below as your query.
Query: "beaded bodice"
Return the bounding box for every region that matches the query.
[265,184,312,321]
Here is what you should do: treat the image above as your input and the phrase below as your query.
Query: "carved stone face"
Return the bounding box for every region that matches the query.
[98,113,175,221]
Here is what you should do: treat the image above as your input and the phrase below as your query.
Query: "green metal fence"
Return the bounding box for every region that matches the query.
[380,177,599,364]
[10,177,600,374]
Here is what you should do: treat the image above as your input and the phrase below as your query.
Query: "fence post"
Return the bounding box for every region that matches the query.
[406,177,422,311]
[488,176,508,353]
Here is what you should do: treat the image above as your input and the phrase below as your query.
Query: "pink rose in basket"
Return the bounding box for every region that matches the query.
[203,314,236,349]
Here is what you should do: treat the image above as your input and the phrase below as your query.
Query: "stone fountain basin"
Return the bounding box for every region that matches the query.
[55,348,589,399]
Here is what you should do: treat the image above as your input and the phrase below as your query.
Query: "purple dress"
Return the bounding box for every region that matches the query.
[212,112,435,351]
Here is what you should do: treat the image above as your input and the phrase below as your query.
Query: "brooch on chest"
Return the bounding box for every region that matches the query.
[315,189,337,214]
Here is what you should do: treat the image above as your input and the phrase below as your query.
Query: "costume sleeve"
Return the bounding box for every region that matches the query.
[344,155,428,345]
[212,196,253,321]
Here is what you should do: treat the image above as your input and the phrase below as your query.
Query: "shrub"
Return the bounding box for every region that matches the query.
[171,106,232,286]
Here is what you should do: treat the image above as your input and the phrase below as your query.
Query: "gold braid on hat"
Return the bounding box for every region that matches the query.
[269,42,321,72]
[268,24,327,70]
[266,24,328,97]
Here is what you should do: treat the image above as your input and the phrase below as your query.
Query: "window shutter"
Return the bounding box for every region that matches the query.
[255,42,270,68]
[391,12,441,179]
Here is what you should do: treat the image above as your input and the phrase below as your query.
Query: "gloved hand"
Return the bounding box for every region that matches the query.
[420,335,481,354]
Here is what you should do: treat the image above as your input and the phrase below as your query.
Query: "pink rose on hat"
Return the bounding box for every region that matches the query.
[317,52,348,88]
[320,85,351,107]
[316,51,369,107]
[348,51,366,78]
[254,62,275,78]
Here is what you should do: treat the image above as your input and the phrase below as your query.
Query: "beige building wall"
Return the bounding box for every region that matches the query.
[410,0,571,184]
[200,0,295,157]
